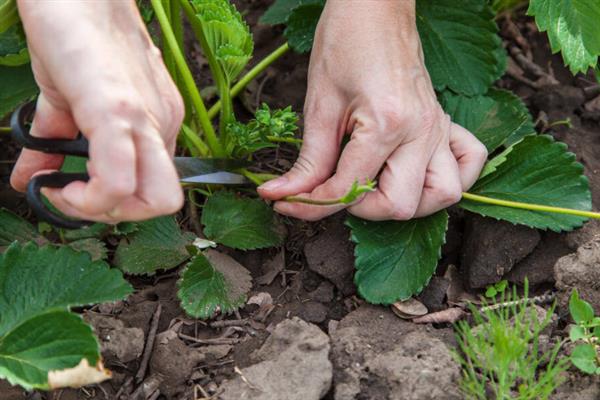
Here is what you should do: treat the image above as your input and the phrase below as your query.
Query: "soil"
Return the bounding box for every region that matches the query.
[2,2,600,400]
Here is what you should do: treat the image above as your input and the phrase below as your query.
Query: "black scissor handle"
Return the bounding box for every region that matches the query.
[10,102,89,157]
[26,172,93,229]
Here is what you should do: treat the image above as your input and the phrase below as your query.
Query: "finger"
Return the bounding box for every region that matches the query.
[274,128,394,220]
[42,187,121,225]
[103,130,184,220]
[59,120,136,216]
[413,145,463,218]
[10,94,78,191]
[258,95,344,200]
[348,140,431,220]
[449,123,488,190]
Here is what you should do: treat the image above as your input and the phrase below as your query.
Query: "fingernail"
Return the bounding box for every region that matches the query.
[259,177,288,191]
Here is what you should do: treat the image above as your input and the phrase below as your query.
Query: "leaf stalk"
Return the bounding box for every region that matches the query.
[151,0,224,157]
[462,192,600,219]
[207,42,290,120]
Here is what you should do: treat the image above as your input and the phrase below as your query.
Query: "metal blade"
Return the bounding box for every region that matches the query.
[174,157,248,179]
[180,171,250,185]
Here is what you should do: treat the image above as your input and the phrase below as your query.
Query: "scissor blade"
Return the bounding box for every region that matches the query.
[174,157,248,179]
[180,171,249,185]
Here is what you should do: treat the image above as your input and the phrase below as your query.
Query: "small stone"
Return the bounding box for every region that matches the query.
[306,281,335,303]
[84,312,144,364]
[219,317,332,400]
[555,236,600,316]
[417,276,450,312]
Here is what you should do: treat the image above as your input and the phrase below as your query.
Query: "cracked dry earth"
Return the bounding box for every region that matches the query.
[3,1,600,399]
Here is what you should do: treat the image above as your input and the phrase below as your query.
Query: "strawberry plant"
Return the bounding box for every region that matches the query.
[1,0,600,391]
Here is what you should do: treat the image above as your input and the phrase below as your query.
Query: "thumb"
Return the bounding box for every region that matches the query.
[10,94,78,192]
[258,105,343,200]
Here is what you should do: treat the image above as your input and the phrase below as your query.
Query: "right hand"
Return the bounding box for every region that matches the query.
[11,0,185,224]
[259,0,488,221]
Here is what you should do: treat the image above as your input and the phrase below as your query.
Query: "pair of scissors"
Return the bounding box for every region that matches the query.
[10,102,250,229]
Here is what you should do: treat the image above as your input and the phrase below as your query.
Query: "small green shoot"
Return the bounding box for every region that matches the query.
[226,103,299,157]
[485,279,508,298]
[567,289,600,374]
[454,283,567,399]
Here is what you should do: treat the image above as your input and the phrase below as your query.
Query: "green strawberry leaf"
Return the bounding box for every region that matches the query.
[0,242,132,336]
[460,135,591,231]
[0,242,131,389]
[114,216,194,275]
[0,208,47,248]
[570,289,595,325]
[440,88,531,153]
[202,192,285,250]
[0,63,38,119]
[528,0,600,74]
[0,24,29,66]
[417,0,505,96]
[177,250,252,319]
[260,0,322,25]
[284,2,323,53]
[347,210,448,304]
[0,311,106,390]
[571,343,599,374]
[191,0,254,82]
[68,238,108,261]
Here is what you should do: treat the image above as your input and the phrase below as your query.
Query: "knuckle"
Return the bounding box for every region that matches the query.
[163,191,185,214]
[105,178,135,198]
[372,97,409,133]
[474,141,489,163]
[433,184,463,206]
[100,93,146,124]
[390,203,418,221]
[168,90,185,127]
[291,154,320,178]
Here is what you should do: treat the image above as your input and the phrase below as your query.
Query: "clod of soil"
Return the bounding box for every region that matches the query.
[84,312,145,364]
[150,330,232,398]
[555,236,600,315]
[506,232,571,286]
[461,214,540,288]
[551,374,600,400]
[219,317,332,400]
[331,305,460,400]
[304,216,355,296]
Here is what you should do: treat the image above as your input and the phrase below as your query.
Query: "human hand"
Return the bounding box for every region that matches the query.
[11,0,184,223]
[258,0,487,221]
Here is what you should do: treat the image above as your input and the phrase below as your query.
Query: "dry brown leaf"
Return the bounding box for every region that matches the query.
[413,308,466,324]
[391,298,428,319]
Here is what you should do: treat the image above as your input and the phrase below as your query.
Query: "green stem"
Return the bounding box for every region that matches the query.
[283,196,342,206]
[462,192,600,219]
[207,42,290,120]
[0,127,11,134]
[266,135,303,145]
[181,124,209,156]
[240,168,265,186]
[179,0,232,146]
[151,0,224,157]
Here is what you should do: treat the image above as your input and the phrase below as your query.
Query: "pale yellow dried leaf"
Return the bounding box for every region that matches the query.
[48,359,111,389]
